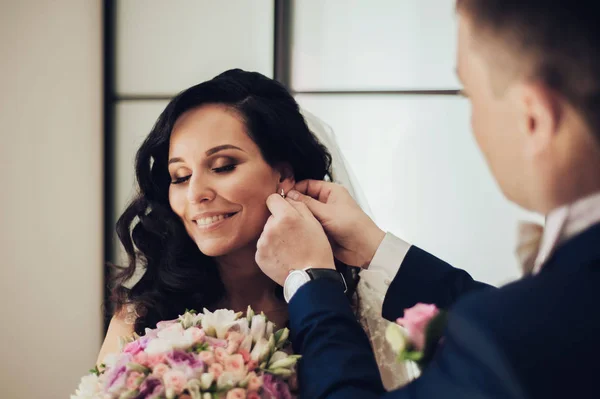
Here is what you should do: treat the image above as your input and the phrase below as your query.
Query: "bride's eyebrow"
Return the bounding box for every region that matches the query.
[168,144,245,165]
[205,144,245,156]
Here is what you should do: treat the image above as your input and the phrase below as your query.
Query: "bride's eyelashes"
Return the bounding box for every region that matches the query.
[170,163,238,185]
[212,164,237,173]
[171,175,190,185]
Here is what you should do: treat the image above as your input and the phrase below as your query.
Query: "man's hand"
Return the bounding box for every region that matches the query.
[255,193,335,286]
[288,180,386,268]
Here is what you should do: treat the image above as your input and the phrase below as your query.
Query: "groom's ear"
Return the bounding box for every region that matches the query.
[275,163,296,191]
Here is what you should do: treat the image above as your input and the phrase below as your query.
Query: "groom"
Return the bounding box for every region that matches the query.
[256,1,600,398]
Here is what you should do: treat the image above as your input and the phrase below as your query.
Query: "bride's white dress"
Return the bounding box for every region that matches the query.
[357,270,419,390]
[300,109,419,390]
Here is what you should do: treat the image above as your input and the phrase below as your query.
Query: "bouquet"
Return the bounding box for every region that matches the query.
[385,303,447,370]
[72,307,300,399]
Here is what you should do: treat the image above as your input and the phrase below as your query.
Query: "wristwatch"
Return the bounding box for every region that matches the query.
[283,267,348,303]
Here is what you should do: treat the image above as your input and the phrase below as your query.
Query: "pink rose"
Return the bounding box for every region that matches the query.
[123,340,143,355]
[152,363,170,379]
[246,392,261,399]
[146,353,167,368]
[162,369,187,395]
[133,351,149,367]
[209,363,224,379]
[246,360,258,372]
[198,350,215,366]
[245,372,263,392]
[396,303,439,351]
[184,327,205,345]
[224,354,246,377]
[226,332,244,354]
[238,349,251,364]
[226,388,247,399]
[126,371,143,390]
[214,347,228,364]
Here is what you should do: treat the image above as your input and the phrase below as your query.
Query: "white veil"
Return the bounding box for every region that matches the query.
[300,108,419,390]
[300,109,374,220]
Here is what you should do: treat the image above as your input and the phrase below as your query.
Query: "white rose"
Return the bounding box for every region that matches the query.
[201,308,239,339]
[71,374,101,399]
[145,338,173,355]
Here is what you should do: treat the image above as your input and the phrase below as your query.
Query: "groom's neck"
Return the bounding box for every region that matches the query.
[534,129,600,215]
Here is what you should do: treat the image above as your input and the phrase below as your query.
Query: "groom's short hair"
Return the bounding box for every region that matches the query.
[456,0,600,141]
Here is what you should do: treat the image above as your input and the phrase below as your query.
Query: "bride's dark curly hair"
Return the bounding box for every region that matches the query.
[110,69,359,334]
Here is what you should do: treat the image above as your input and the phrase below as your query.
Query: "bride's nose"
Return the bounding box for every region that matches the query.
[187,174,216,204]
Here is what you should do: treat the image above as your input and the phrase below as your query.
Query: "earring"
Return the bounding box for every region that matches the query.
[280,188,286,199]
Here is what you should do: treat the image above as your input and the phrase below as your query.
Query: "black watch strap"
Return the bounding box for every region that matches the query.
[306,268,348,293]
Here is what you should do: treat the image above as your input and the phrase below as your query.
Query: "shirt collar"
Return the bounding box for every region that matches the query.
[533,191,600,274]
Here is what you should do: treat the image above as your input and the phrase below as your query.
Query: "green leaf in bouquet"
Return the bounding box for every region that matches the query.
[400,350,424,363]
[89,365,101,376]
[194,342,210,353]
[185,308,198,314]
[259,361,267,369]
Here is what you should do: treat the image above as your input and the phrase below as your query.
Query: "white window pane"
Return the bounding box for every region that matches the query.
[296,94,540,285]
[116,0,274,95]
[291,0,459,91]
[114,101,168,229]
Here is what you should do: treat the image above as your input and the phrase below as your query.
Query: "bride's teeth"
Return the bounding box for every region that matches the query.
[197,214,230,226]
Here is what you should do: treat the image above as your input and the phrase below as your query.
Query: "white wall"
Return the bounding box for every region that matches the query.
[0,1,103,397]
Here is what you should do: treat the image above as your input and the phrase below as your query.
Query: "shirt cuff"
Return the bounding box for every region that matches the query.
[360,232,411,296]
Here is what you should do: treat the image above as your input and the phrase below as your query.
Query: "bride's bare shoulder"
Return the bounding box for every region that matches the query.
[96,305,136,366]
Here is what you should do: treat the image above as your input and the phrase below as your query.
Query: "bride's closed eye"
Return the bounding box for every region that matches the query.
[171,175,191,185]
[212,164,236,173]
[170,160,238,184]
[211,156,238,174]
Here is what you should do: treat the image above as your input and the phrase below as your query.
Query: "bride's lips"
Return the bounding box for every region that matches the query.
[192,212,238,232]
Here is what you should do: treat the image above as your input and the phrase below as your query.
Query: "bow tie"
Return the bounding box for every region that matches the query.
[515,222,545,276]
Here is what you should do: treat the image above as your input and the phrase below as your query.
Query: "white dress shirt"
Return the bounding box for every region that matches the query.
[364,191,600,297]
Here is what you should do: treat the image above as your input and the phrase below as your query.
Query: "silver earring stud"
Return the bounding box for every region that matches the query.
[280,188,286,198]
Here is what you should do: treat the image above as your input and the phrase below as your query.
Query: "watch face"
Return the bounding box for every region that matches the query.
[284,270,311,302]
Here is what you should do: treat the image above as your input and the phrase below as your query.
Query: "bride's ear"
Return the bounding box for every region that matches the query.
[276,163,296,192]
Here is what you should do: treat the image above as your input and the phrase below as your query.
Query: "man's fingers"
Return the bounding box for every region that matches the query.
[293,179,333,203]
[285,197,314,219]
[265,193,294,217]
[286,189,329,222]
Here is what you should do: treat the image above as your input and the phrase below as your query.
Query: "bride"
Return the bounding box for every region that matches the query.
[98,69,417,390]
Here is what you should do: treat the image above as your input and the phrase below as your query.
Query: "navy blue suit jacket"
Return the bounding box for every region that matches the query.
[289,223,600,398]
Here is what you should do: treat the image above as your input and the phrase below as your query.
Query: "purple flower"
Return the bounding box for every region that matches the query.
[134,377,164,399]
[261,374,292,399]
[167,350,203,368]
[103,354,133,393]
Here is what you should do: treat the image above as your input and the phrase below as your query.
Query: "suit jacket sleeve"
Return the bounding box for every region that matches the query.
[382,246,493,321]
[289,279,523,399]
